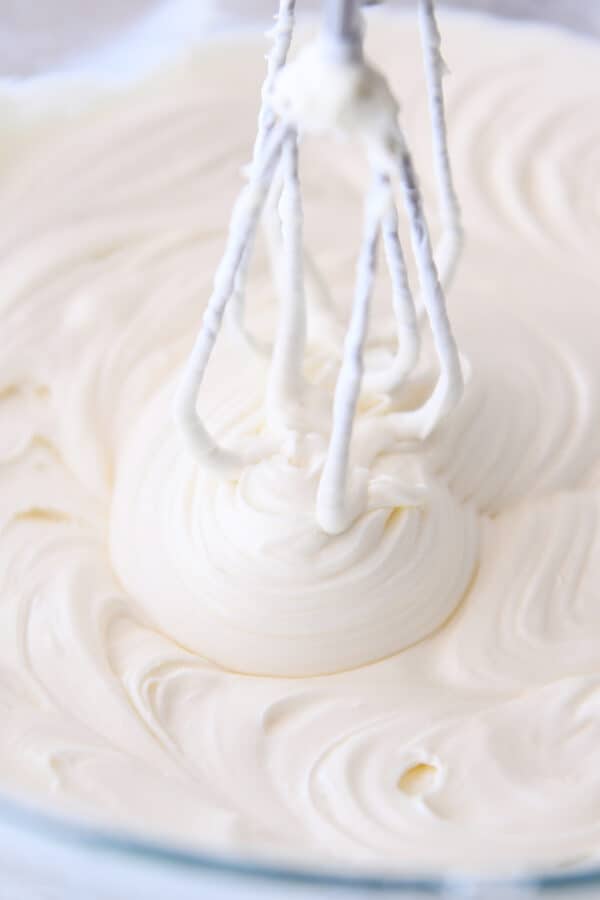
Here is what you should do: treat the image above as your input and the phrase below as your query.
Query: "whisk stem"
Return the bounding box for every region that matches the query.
[323,0,363,60]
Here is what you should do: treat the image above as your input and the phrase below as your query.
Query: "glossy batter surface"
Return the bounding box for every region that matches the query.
[2,12,600,874]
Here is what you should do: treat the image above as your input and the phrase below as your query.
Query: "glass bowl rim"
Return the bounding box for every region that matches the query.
[2,786,600,893]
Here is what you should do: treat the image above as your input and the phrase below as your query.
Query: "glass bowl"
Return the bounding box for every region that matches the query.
[1,2,599,897]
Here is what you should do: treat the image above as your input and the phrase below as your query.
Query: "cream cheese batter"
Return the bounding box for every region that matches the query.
[2,10,600,874]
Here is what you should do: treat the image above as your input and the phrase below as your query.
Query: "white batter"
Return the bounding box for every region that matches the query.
[2,10,600,874]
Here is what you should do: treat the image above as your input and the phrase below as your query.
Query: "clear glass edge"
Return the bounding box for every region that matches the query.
[2,785,600,893]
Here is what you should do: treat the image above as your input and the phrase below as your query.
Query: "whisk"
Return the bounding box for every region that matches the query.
[173,0,464,535]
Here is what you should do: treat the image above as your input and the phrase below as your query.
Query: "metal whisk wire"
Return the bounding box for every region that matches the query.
[173,0,464,534]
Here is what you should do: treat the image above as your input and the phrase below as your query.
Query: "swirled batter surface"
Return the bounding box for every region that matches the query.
[2,12,600,874]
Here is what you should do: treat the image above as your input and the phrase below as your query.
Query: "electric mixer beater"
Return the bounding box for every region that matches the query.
[174,0,464,535]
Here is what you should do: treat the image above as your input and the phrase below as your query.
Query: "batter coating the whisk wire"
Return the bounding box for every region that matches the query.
[173,0,464,535]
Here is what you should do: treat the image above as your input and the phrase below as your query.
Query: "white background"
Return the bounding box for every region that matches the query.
[0,0,598,77]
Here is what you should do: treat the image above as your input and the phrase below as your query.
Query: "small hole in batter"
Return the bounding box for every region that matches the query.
[385,507,404,529]
[397,762,438,797]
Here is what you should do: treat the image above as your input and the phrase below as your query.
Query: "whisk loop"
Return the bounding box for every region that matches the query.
[174,0,464,534]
